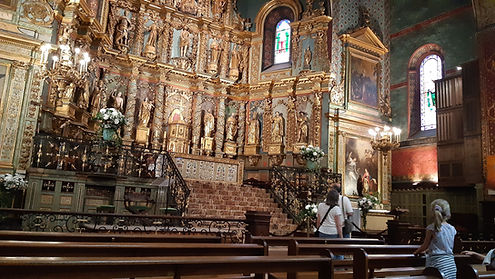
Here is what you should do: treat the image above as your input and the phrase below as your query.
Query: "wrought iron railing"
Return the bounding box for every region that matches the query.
[31,134,190,215]
[0,208,247,243]
[269,166,342,223]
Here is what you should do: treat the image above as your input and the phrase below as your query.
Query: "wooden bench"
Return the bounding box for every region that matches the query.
[457,262,495,279]
[0,230,222,243]
[354,249,474,279]
[0,241,267,257]
[248,235,385,247]
[0,255,333,279]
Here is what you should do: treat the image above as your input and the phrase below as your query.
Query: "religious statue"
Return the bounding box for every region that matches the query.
[247,112,260,145]
[114,10,132,52]
[271,111,285,144]
[113,91,124,112]
[179,29,191,57]
[225,114,238,142]
[229,46,241,80]
[212,0,227,19]
[303,46,312,69]
[64,82,75,102]
[178,0,198,15]
[78,82,90,110]
[143,22,159,58]
[138,97,154,127]
[90,80,104,117]
[296,111,309,143]
[208,39,222,74]
[203,110,215,138]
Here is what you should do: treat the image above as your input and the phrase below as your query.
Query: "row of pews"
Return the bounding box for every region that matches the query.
[0,230,493,278]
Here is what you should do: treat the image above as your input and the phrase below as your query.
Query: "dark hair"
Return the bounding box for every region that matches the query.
[331,183,342,194]
[325,189,339,206]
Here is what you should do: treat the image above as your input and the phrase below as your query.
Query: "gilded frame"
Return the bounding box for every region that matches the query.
[346,48,381,109]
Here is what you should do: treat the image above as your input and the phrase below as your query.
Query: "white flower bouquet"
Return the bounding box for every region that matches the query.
[95,108,127,130]
[0,173,28,191]
[300,145,325,162]
[357,194,379,214]
[301,203,318,219]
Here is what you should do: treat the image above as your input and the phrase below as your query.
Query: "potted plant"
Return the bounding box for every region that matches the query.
[300,145,325,171]
[95,108,127,144]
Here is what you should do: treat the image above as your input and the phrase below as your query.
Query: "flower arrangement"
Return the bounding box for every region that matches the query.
[0,173,28,192]
[357,193,380,229]
[300,203,318,220]
[300,145,325,162]
[95,108,126,130]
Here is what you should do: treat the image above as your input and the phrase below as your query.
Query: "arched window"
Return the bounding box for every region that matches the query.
[274,19,291,64]
[419,54,442,131]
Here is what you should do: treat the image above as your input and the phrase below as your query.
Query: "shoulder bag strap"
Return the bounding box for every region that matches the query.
[341,196,346,220]
[317,205,335,231]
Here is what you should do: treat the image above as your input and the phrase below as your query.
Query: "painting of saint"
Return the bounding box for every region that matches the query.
[350,56,378,107]
[344,137,379,197]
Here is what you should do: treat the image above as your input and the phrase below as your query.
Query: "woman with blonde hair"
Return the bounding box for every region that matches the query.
[414,199,457,278]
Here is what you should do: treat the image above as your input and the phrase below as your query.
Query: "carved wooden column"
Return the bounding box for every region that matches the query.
[198,23,209,73]
[220,32,230,78]
[262,95,272,152]
[240,43,250,84]
[191,92,203,155]
[286,93,296,152]
[237,102,246,155]
[123,65,140,143]
[215,96,226,157]
[311,90,322,147]
[18,64,43,170]
[0,62,28,169]
[158,18,170,63]
[152,71,166,149]
[133,8,146,55]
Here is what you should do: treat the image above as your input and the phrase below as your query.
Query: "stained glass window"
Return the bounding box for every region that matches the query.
[274,19,291,64]
[419,54,442,131]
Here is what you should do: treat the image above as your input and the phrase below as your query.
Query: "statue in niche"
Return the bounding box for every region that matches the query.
[90,80,104,117]
[208,39,222,74]
[109,91,125,112]
[212,0,227,19]
[78,82,90,109]
[143,22,159,58]
[178,0,198,15]
[296,111,309,143]
[303,46,312,69]
[225,114,238,142]
[203,110,215,138]
[247,112,260,145]
[229,46,240,80]
[114,10,132,52]
[138,97,154,127]
[64,82,75,102]
[179,29,191,57]
[271,111,285,144]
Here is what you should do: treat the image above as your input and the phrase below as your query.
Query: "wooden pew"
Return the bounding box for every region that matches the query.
[0,255,333,279]
[354,249,474,279]
[458,264,495,279]
[0,230,222,243]
[247,235,385,247]
[0,240,267,257]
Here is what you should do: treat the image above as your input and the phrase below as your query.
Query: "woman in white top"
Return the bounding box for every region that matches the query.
[316,189,343,238]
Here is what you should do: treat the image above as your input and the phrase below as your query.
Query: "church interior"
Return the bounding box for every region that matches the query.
[0,0,494,278]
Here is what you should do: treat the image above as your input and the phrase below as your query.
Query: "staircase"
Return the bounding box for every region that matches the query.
[186,180,298,235]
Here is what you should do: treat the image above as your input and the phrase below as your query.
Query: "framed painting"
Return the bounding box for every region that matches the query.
[343,136,379,197]
[349,53,380,108]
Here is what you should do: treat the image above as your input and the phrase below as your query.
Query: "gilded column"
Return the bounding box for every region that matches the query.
[214,96,226,157]
[133,8,146,55]
[219,32,230,78]
[236,101,246,154]
[152,71,166,149]
[240,44,250,84]
[18,65,43,170]
[123,65,140,143]
[198,23,209,73]
[286,93,296,151]
[191,92,202,155]
[312,90,322,147]
[158,19,170,63]
[0,62,28,169]
[262,95,272,151]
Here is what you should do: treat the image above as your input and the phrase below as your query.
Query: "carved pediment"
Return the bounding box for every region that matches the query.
[339,27,388,57]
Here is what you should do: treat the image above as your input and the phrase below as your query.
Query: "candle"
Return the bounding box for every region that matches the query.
[51,56,58,69]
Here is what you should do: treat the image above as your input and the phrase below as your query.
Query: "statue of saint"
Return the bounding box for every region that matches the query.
[203,110,215,138]
[247,112,259,145]
[144,22,159,52]
[271,111,284,144]
[138,97,154,127]
[179,29,191,57]
[178,0,198,15]
[210,39,221,64]
[90,80,104,117]
[114,91,124,112]
[225,114,238,142]
[296,111,309,143]
[114,11,132,50]
[303,46,312,69]
[230,46,240,72]
[78,82,90,110]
